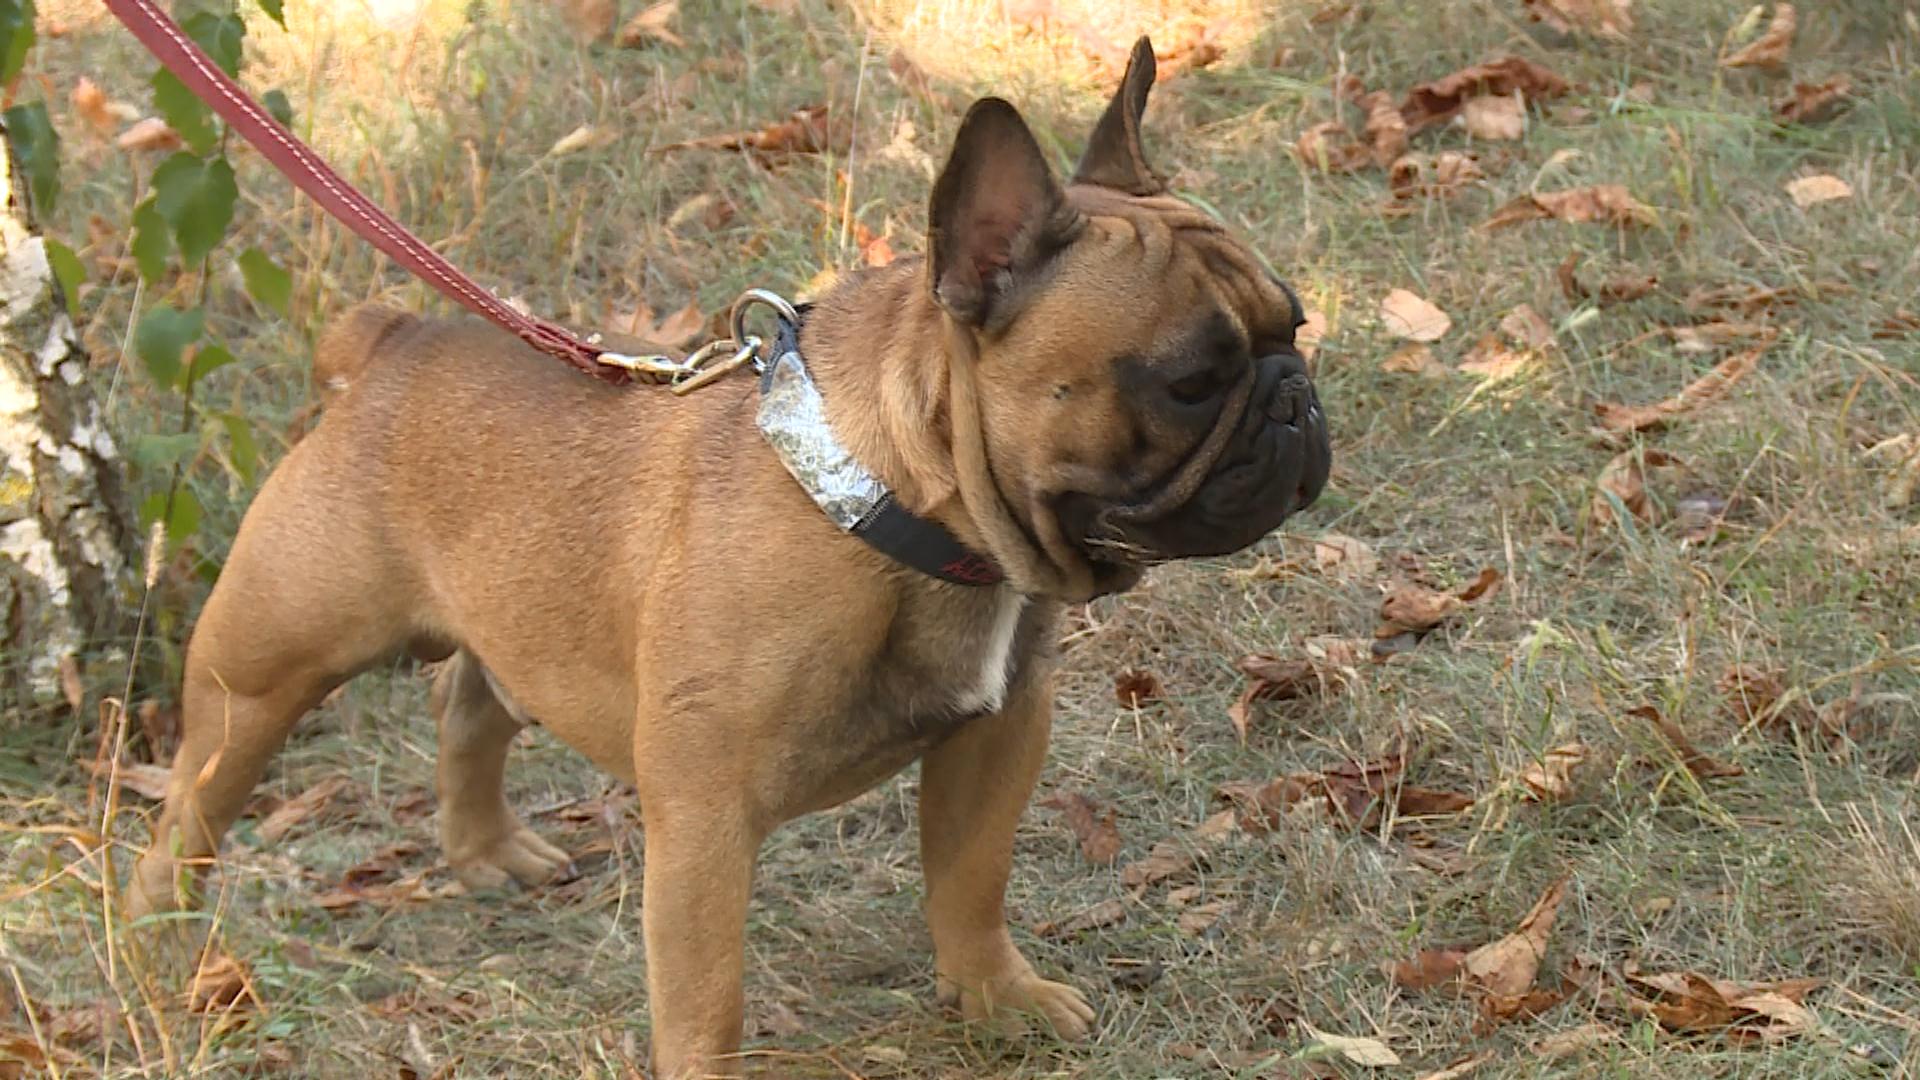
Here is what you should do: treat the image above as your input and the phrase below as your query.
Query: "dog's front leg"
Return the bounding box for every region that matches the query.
[919,673,1096,1039]
[639,784,762,1079]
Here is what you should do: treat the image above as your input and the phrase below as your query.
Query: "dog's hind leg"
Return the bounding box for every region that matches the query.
[125,446,412,921]
[431,650,572,891]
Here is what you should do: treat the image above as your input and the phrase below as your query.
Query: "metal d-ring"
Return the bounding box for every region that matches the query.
[729,288,800,373]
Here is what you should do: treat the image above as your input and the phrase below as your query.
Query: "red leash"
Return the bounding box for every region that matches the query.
[102,0,633,385]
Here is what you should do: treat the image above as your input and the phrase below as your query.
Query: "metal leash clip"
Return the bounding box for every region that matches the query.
[595,288,799,396]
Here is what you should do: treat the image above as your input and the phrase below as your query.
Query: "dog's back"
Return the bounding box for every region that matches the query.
[313,304,420,405]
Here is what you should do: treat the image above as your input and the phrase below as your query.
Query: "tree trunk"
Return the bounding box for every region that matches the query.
[0,118,137,710]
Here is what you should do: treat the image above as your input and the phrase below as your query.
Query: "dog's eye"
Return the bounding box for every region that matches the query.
[1167,368,1227,406]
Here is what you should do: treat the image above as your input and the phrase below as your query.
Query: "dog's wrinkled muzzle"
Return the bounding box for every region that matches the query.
[1103,352,1330,560]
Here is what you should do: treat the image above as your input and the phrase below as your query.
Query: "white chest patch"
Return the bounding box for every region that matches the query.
[951,593,1028,716]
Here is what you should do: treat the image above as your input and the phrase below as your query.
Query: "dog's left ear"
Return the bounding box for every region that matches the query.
[929,98,1080,327]
[1072,37,1165,195]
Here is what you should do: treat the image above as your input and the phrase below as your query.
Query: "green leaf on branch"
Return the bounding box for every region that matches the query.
[262,88,293,128]
[131,199,172,283]
[151,152,237,266]
[256,0,285,29]
[238,248,292,316]
[186,343,235,387]
[140,488,203,544]
[181,11,246,77]
[218,412,258,482]
[151,70,218,155]
[134,304,204,388]
[3,102,60,213]
[129,432,204,472]
[0,0,34,85]
[45,237,84,318]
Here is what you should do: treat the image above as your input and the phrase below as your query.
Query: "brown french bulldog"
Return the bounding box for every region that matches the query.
[127,38,1329,1078]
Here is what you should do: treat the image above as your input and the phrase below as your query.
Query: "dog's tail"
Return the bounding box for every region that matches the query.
[312,304,416,405]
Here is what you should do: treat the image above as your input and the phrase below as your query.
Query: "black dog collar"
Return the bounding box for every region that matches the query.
[756,311,1004,587]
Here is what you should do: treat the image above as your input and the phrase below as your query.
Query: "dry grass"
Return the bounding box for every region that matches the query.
[5,0,1920,1076]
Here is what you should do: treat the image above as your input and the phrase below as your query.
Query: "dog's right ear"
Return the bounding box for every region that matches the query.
[928,98,1080,327]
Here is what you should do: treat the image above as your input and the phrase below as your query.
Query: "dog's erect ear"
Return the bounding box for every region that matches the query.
[1072,37,1164,195]
[929,98,1079,326]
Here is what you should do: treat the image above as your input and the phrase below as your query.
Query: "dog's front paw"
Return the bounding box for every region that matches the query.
[939,969,1096,1040]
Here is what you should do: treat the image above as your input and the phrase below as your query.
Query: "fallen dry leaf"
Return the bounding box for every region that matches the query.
[1500,305,1555,351]
[1416,1051,1495,1080]
[1868,434,1920,508]
[1228,651,1350,740]
[1388,150,1484,202]
[1587,448,1683,530]
[1402,56,1572,133]
[1360,90,1410,166]
[1313,532,1380,582]
[639,300,706,349]
[74,77,137,135]
[1774,77,1851,124]
[1721,3,1796,69]
[1624,965,1820,1041]
[1533,1020,1619,1057]
[1393,947,1471,990]
[187,950,260,1014]
[1120,841,1197,888]
[1296,307,1328,360]
[1599,272,1659,303]
[1036,897,1126,938]
[1382,342,1446,377]
[666,192,735,233]
[1592,345,1766,434]
[1463,878,1567,1000]
[1668,321,1778,354]
[885,48,943,105]
[1114,669,1163,708]
[658,105,845,160]
[1524,0,1633,38]
[255,777,351,843]
[1376,567,1500,637]
[548,124,617,156]
[556,0,615,42]
[616,0,683,48]
[1216,774,1318,833]
[1398,786,1477,816]
[860,234,896,268]
[1786,174,1852,209]
[116,116,182,152]
[1718,664,1819,734]
[1300,1023,1400,1067]
[1484,185,1654,229]
[1462,92,1527,140]
[1518,743,1590,801]
[91,759,171,801]
[1380,289,1452,341]
[1039,791,1123,865]
[1294,120,1373,174]
[1684,283,1793,315]
[1630,704,1744,779]
[1457,334,1533,382]
[1177,899,1232,935]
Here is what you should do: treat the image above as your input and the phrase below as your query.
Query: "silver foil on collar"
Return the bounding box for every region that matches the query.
[756,348,888,532]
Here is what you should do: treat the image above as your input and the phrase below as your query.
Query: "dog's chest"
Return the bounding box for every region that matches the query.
[796,589,1046,809]
[946,592,1028,716]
